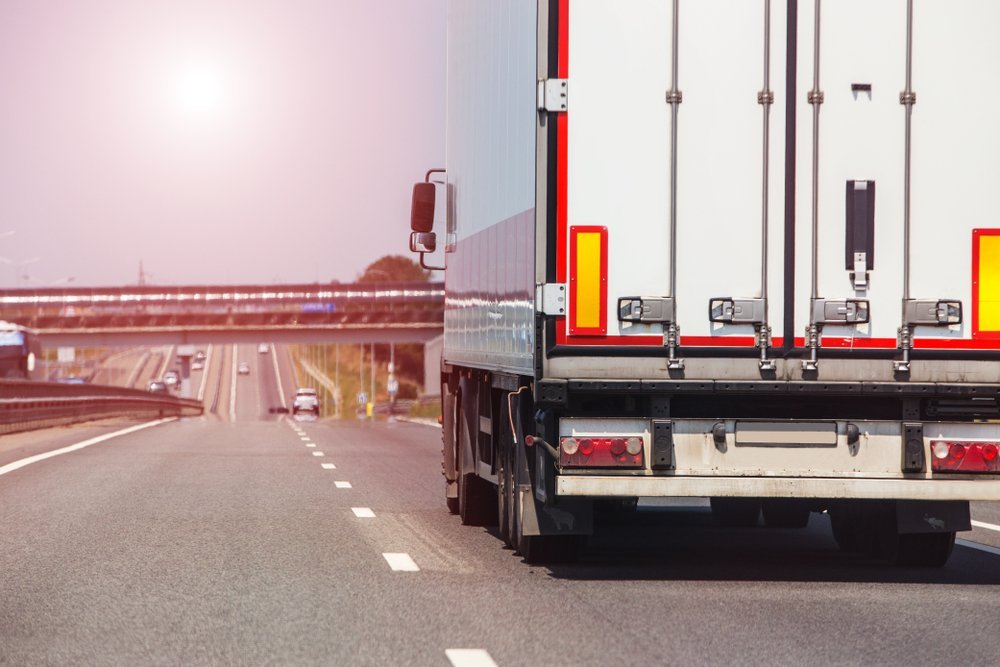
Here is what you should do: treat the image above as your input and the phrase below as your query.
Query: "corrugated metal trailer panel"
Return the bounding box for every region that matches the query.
[442,1,537,375]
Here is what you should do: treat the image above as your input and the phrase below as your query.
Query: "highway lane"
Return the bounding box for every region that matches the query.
[2,412,999,666]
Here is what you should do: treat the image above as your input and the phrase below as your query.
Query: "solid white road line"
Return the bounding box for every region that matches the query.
[229,343,238,421]
[312,451,324,457]
[445,649,499,667]
[334,480,351,488]
[956,539,1000,558]
[320,463,336,470]
[0,419,175,478]
[197,344,213,402]
[352,507,375,518]
[382,553,420,572]
[971,519,1000,532]
[270,343,287,409]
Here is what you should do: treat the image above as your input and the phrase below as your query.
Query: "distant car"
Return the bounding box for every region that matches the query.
[292,388,320,415]
[191,359,205,371]
[56,376,86,385]
[238,361,250,375]
[147,380,169,394]
[163,370,180,387]
[194,350,207,362]
[258,343,269,354]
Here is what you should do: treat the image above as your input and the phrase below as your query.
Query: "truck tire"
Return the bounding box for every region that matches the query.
[457,404,496,527]
[442,392,459,515]
[761,500,810,529]
[496,410,514,547]
[710,497,761,527]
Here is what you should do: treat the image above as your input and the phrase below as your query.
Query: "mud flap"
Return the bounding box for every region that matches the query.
[446,480,458,500]
[517,486,593,537]
[895,500,970,534]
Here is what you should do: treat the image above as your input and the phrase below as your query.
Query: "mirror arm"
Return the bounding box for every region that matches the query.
[419,252,445,271]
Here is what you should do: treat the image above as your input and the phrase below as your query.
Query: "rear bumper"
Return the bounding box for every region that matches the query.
[556,475,1000,501]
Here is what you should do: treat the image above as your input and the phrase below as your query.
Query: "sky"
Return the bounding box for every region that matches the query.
[0,0,446,287]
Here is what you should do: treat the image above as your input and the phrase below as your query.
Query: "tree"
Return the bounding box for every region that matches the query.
[357,255,429,283]
[357,255,431,391]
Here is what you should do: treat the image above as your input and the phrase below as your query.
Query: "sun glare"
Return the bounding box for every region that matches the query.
[169,63,230,121]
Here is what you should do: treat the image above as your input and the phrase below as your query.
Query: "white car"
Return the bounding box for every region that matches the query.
[191,359,205,371]
[292,388,320,415]
[237,362,250,375]
[258,343,269,354]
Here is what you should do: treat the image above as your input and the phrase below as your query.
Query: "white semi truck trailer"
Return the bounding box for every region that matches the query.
[409,0,1000,565]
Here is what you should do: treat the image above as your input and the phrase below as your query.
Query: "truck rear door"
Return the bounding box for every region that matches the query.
[554,0,1000,373]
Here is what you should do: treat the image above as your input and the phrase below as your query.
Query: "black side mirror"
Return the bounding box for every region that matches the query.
[410,182,436,232]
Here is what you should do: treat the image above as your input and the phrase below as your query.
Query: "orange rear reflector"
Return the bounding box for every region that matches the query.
[569,226,607,335]
[973,229,1000,338]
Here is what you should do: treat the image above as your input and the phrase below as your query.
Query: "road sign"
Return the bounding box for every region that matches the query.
[387,377,399,396]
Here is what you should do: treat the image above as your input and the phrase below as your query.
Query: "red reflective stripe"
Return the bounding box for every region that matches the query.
[555,0,569,286]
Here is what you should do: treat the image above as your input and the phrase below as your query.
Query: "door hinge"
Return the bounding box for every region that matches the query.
[537,283,567,316]
[537,79,568,112]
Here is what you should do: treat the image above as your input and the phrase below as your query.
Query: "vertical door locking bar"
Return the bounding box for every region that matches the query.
[664,0,684,370]
[803,0,825,371]
[802,0,870,372]
[710,0,774,371]
[893,0,963,373]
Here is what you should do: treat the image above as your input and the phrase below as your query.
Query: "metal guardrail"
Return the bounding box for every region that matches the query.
[0,380,203,435]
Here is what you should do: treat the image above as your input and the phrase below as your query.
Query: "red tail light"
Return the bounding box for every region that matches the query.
[559,436,645,468]
[931,440,1000,473]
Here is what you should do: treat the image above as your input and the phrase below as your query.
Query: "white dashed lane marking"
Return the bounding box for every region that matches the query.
[382,553,420,572]
[352,507,375,518]
[445,649,499,667]
[306,443,316,448]
[312,451,324,457]
[334,481,351,488]
[321,463,337,470]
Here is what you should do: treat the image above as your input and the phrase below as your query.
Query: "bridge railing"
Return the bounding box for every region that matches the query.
[0,380,203,435]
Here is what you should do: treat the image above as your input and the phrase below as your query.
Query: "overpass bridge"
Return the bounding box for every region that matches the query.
[0,281,444,347]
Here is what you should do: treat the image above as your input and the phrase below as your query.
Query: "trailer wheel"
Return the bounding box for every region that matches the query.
[761,500,810,529]
[496,415,513,547]
[710,498,761,527]
[442,392,459,515]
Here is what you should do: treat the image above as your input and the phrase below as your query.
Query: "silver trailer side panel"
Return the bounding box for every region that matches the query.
[442,1,537,376]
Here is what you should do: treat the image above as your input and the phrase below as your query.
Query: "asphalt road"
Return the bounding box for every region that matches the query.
[2,376,999,665]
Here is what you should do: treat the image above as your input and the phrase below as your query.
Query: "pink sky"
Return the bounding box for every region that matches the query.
[0,0,445,287]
